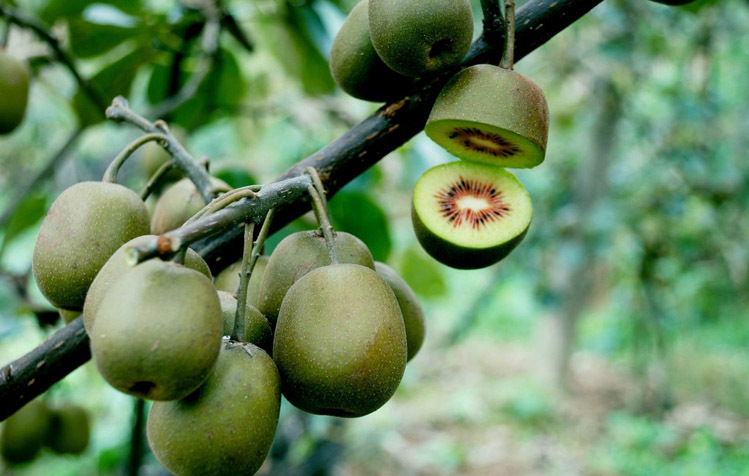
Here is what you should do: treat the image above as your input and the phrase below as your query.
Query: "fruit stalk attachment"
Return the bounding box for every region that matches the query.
[304,167,339,264]
[103,133,169,184]
[140,160,176,200]
[500,0,516,70]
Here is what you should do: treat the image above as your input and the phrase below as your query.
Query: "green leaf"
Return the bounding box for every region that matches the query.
[400,247,447,298]
[67,17,138,58]
[328,192,391,262]
[40,0,142,23]
[212,165,258,189]
[0,194,47,258]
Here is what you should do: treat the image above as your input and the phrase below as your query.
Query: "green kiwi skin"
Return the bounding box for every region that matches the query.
[426,64,549,168]
[150,177,229,234]
[411,204,530,270]
[0,400,51,465]
[214,256,268,310]
[46,405,90,455]
[217,291,274,353]
[374,262,425,361]
[0,51,30,134]
[368,0,473,77]
[330,0,414,102]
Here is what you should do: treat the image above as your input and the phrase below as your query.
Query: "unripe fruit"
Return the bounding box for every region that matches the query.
[58,308,81,324]
[0,51,30,134]
[46,405,90,455]
[140,126,187,183]
[150,177,229,234]
[1,400,51,465]
[375,262,425,361]
[217,291,273,352]
[32,182,151,310]
[214,256,268,309]
[274,264,407,417]
[147,341,281,476]
[90,260,222,400]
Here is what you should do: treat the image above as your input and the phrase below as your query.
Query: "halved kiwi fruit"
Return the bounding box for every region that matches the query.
[411,161,532,269]
[425,64,549,169]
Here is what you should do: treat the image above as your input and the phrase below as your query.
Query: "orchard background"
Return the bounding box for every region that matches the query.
[1,0,748,474]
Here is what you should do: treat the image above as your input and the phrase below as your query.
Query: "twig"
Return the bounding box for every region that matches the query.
[126,398,146,476]
[500,0,516,70]
[102,133,169,184]
[140,160,176,200]
[231,222,254,342]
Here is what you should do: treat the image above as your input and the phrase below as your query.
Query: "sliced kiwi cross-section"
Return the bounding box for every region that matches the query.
[412,161,532,269]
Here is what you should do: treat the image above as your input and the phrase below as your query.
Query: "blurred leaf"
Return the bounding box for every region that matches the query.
[67,17,139,58]
[40,0,142,22]
[211,165,258,189]
[0,194,47,258]
[329,192,391,262]
[400,247,446,298]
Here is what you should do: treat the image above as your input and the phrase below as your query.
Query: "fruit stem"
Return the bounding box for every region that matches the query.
[306,183,339,264]
[172,247,187,265]
[139,159,176,200]
[232,221,255,342]
[184,185,260,227]
[102,133,169,184]
[500,0,516,70]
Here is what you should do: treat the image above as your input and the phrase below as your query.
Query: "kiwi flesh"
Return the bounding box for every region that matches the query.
[0,51,30,134]
[90,260,222,400]
[83,235,211,334]
[45,405,90,455]
[1,400,51,465]
[258,231,375,325]
[214,255,268,309]
[368,0,473,78]
[147,341,281,476]
[425,64,549,169]
[411,161,532,269]
[375,262,425,361]
[150,177,229,234]
[32,181,151,310]
[274,264,407,417]
[330,0,413,102]
[217,291,273,352]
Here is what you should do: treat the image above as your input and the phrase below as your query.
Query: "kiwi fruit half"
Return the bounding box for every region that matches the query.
[411,161,532,269]
[425,64,550,169]
[258,231,375,325]
[1,400,51,465]
[45,405,90,455]
[217,291,273,353]
[90,259,222,400]
[150,177,229,234]
[32,181,151,310]
[147,341,281,476]
[0,51,30,134]
[368,0,473,77]
[214,255,268,310]
[83,235,211,333]
[330,0,413,102]
[274,263,407,417]
[375,262,425,361]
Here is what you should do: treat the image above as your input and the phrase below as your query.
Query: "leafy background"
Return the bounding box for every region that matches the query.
[1,0,748,474]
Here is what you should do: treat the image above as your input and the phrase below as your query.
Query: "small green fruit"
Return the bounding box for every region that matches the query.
[150,177,229,234]
[274,264,407,417]
[375,262,425,361]
[258,231,375,325]
[213,256,268,309]
[83,235,211,333]
[426,64,550,168]
[32,181,151,309]
[1,400,51,465]
[0,51,30,134]
[368,0,473,77]
[217,291,273,352]
[140,126,187,183]
[147,341,281,476]
[46,405,90,455]
[330,0,413,101]
[90,260,222,400]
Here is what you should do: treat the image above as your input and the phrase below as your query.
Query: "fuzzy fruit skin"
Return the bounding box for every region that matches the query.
[46,405,90,455]
[1,400,51,464]
[368,0,473,77]
[214,255,268,309]
[140,126,187,184]
[375,262,425,361]
[411,204,529,269]
[330,0,413,101]
[0,51,30,134]
[217,291,273,353]
[147,341,281,476]
[274,264,407,417]
[83,235,211,334]
[258,231,375,325]
[90,260,222,401]
[58,308,81,324]
[150,177,228,234]
[32,181,151,310]
[426,64,549,168]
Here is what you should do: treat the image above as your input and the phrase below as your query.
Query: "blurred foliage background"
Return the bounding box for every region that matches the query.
[1,0,748,474]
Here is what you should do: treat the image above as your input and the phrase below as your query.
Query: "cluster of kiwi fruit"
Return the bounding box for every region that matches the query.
[0,49,30,134]
[1,400,90,466]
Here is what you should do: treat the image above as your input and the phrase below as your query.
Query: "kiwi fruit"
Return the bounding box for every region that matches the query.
[147,340,281,476]
[411,161,532,269]
[274,263,407,417]
[217,291,273,352]
[140,125,187,183]
[82,235,211,333]
[258,231,375,325]
[368,0,473,77]
[90,259,222,400]
[150,177,229,234]
[45,405,90,455]
[375,262,425,361]
[425,64,550,169]
[330,0,413,102]
[0,51,30,134]
[58,308,81,324]
[32,181,151,310]
[1,400,51,465]
[214,255,268,309]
